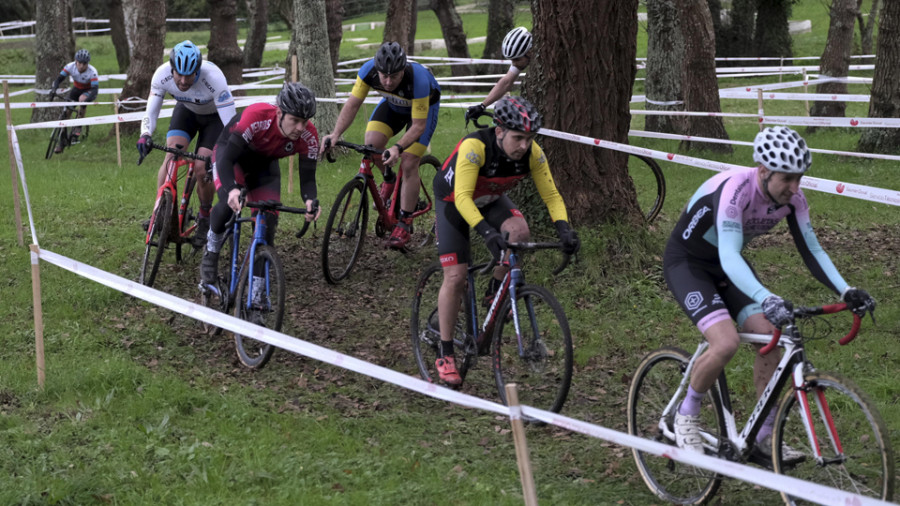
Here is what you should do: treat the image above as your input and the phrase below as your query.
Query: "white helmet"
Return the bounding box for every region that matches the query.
[502,27,532,59]
[752,126,811,174]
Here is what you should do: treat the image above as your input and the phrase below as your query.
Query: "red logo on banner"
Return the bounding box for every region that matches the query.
[746,87,751,92]
[850,119,859,126]
[769,94,775,99]
[30,103,36,108]
[593,139,600,145]
[836,184,845,194]
[666,153,674,160]
[758,117,764,123]
[118,116,124,121]
[831,95,837,100]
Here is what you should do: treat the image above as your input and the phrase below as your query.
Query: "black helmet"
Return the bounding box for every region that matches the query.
[493,96,542,133]
[75,49,91,63]
[276,82,317,119]
[374,42,407,74]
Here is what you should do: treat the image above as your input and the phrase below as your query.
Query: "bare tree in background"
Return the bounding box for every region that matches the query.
[293,0,338,134]
[858,0,900,153]
[109,0,129,72]
[857,0,881,55]
[483,0,514,60]
[208,0,244,87]
[676,0,731,152]
[712,0,755,60]
[326,0,344,73]
[384,0,414,51]
[524,0,642,224]
[432,0,472,77]
[243,0,268,69]
[118,0,166,136]
[755,0,792,60]
[33,0,74,123]
[645,0,683,134]
[407,0,418,55]
[810,0,856,122]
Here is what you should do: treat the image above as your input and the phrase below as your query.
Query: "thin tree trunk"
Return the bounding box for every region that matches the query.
[293,0,338,135]
[858,0,900,152]
[862,0,881,55]
[524,0,641,224]
[810,0,856,121]
[713,0,755,62]
[483,0,514,64]
[208,0,244,87]
[118,0,166,136]
[754,0,793,61]
[326,0,344,74]
[109,0,130,72]
[407,0,418,55]
[33,0,74,123]
[384,0,414,51]
[645,0,684,134]
[675,0,732,152]
[243,0,268,69]
[432,0,471,77]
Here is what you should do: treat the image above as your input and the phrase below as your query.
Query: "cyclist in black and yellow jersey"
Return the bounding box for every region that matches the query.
[431,96,580,384]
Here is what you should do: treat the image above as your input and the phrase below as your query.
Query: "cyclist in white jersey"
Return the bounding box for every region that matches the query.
[49,49,99,151]
[137,40,236,243]
[465,27,532,123]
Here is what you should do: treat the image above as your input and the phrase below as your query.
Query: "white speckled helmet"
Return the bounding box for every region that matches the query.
[753,126,812,174]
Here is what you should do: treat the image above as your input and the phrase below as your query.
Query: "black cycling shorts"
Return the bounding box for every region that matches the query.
[167,103,224,151]
[435,195,522,267]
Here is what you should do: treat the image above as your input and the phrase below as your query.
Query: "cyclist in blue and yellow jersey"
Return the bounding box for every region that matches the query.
[465,27,532,124]
[430,96,580,384]
[137,40,236,245]
[49,49,99,152]
[663,126,876,461]
[320,41,441,250]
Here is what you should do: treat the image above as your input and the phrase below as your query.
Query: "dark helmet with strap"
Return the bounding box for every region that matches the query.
[493,96,542,133]
[374,42,407,74]
[276,82,317,119]
[75,49,91,63]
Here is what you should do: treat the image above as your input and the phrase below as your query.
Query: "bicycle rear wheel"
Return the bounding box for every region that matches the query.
[45,127,63,160]
[773,371,894,505]
[627,346,724,505]
[233,245,285,369]
[492,284,573,414]
[139,190,173,287]
[413,154,440,248]
[175,174,199,263]
[629,154,666,223]
[322,178,368,284]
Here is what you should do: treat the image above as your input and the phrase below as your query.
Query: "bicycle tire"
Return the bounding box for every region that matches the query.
[233,245,285,369]
[45,127,63,160]
[199,231,234,337]
[322,177,368,284]
[492,284,573,414]
[175,172,199,263]
[629,154,666,223]
[414,154,441,248]
[627,346,724,505]
[139,190,173,287]
[410,262,479,384]
[773,371,894,504]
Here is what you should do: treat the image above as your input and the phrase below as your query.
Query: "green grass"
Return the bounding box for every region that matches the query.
[1,1,899,504]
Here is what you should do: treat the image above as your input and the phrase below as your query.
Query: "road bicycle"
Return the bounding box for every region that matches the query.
[627,303,893,505]
[467,110,666,223]
[320,139,441,284]
[137,140,210,287]
[199,194,316,369]
[45,94,90,160]
[410,242,574,414]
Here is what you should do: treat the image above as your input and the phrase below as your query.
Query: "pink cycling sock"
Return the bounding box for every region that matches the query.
[678,385,705,416]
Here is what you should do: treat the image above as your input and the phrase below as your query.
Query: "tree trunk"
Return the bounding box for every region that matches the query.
[293,0,338,135]
[524,0,641,224]
[714,0,755,61]
[754,0,792,60]
[862,0,881,55]
[325,0,344,74]
[858,0,900,152]
[810,0,856,121]
[243,0,268,69]
[273,0,294,30]
[645,0,683,134]
[384,0,414,51]
[109,0,130,72]
[482,0,514,64]
[208,0,244,87]
[676,0,732,152]
[407,0,418,55]
[32,0,74,123]
[118,0,166,136]
[431,0,471,77]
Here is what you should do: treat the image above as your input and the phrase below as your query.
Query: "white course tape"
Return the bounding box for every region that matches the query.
[8,128,39,246]
[522,406,893,506]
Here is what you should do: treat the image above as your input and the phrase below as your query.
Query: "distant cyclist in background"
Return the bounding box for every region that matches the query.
[319,41,441,250]
[663,126,876,460]
[431,96,580,384]
[200,83,321,290]
[49,49,99,153]
[137,40,236,245]
[465,27,532,123]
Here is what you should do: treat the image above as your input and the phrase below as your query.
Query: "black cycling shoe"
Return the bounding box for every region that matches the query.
[192,217,210,248]
[200,249,219,287]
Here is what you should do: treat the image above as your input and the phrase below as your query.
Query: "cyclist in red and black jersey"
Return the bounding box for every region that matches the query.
[431,96,580,384]
[199,83,321,287]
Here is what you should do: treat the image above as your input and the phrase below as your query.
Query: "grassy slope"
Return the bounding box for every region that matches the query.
[0,1,898,504]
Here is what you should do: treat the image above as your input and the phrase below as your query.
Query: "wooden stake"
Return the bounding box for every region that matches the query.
[288,54,298,194]
[3,80,25,246]
[113,93,122,167]
[757,88,765,132]
[30,245,45,389]
[802,70,810,116]
[505,384,538,506]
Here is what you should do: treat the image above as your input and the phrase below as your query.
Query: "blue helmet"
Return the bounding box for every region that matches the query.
[170,40,202,76]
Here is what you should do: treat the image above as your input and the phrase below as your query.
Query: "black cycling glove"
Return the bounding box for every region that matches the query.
[842,287,876,317]
[465,103,486,124]
[554,220,581,255]
[475,221,506,263]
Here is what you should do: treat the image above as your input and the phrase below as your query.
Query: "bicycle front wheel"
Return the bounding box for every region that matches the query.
[199,230,234,337]
[413,154,441,248]
[629,154,666,223]
[45,127,63,160]
[492,284,573,414]
[773,371,894,505]
[627,347,723,505]
[139,190,173,287]
[233,245,285,369]
[322,178,368,284]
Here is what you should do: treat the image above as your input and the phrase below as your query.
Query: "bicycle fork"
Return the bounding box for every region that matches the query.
[790,365,844,466]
